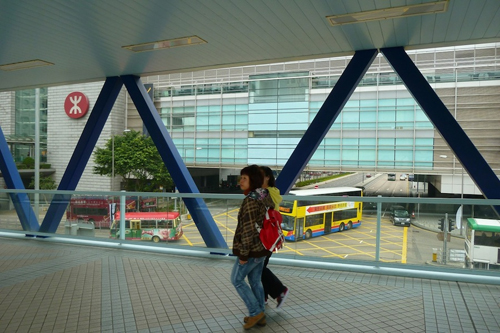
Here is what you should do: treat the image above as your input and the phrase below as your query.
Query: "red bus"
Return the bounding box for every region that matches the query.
[66,196,153,228]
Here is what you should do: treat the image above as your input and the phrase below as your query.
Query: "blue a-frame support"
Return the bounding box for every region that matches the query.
[40,77,124,232]
[0,127,39,231]
[121,75,227,249]
[276,49,378,194]
[381,47,500,203]
[37,75,227,248]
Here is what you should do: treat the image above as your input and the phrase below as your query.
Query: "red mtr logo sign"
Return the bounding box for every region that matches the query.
[64,92,89,119]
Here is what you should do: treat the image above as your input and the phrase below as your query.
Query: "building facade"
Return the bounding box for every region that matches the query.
[1,43,499,195]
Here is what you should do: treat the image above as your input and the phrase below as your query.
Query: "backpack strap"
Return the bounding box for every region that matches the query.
[255,207,270,232]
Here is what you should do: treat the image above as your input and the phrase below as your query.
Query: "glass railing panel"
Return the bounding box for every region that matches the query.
[1,189,499,276]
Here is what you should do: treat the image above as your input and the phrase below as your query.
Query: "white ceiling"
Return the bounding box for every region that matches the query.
[1,0,499,92]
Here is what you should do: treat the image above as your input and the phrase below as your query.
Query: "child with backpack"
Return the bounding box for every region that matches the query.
[260,166,290,309]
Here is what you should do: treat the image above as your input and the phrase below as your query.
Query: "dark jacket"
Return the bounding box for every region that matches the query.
[232,188,273,261]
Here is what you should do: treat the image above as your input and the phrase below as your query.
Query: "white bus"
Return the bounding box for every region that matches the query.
[465,218,500,269]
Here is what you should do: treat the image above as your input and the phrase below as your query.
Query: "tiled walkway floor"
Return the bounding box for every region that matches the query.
[0,236,499,333]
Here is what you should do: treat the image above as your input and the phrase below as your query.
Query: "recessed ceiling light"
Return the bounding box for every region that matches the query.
[327,0,449,26]
[122,35,207,53]
[0,59,54,71]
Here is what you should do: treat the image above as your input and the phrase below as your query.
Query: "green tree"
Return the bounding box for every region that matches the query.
[28,176,57,190]
[28,176,57,204]
[93,130,173,192]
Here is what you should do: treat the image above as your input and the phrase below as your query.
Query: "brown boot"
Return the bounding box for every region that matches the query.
[243,312,265,329]
[244,316,267,326]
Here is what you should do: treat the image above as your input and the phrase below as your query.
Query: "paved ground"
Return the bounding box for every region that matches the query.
[0,235,499,333]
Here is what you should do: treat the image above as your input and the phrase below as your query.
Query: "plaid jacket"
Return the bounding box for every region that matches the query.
[232,188,273,261]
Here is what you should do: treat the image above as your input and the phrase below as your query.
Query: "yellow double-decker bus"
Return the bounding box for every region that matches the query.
[279,187,362,241]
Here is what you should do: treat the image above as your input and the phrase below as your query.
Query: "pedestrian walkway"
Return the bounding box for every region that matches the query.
[0,235,499,332]
[412,214,464,237]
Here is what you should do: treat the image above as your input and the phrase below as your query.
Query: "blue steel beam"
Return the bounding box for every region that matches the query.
[40,77,124,232]
[276,49,378,194]
[0,127,39,231]
[381,47,500,202]
[121,75,228,249]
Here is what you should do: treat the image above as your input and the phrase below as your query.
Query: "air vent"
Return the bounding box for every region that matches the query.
[0,59,54,71]
[326,1,449,26]
[123,36,207,53]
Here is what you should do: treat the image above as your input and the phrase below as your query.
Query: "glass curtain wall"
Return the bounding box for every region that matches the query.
[154,43,499,172]
[158,68,435,170]
[14,88,48,162]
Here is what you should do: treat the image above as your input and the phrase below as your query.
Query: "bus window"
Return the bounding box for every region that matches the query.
[142,220,157,228]
[158,220,174,229]
[305,214,323,228]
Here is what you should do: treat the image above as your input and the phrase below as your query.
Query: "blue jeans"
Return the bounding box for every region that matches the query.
[230,256,265,317]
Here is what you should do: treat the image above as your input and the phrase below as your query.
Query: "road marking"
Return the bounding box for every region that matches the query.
[402,226,408,263]
[182,234,193,246]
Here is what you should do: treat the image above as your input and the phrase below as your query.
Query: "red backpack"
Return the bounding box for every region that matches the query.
[256,207,285,252]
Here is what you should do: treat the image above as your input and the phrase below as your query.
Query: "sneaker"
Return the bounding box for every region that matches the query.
[244,316,267,326]
[243,312,265,330]
[276,287,289,309]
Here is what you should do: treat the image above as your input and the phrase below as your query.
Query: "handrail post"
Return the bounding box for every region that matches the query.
[120,190,126,240]
[376,195,382,261]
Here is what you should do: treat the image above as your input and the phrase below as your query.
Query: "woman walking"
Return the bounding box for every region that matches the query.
[231,164,273,329]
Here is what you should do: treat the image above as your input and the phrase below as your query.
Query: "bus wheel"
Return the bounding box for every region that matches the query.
[347,221,352,229]
[305,230,312,239]
[339,223,345,232]
[152,236,160,243]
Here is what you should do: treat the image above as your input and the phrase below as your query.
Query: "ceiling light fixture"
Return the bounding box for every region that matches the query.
[0,59,54,71]
[326,0,449,26]
[123,35,207,53]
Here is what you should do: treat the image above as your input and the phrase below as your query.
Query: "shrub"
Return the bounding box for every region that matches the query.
[22,156,35,169]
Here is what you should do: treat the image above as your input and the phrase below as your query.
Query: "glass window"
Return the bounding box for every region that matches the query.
[14,88,48,162]
[343,111,360,123]
[305,214,323,227]
[158,220,174,228]
[142,220,157,228]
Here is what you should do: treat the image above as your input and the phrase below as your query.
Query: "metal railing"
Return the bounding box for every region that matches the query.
[1,188,499,285]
